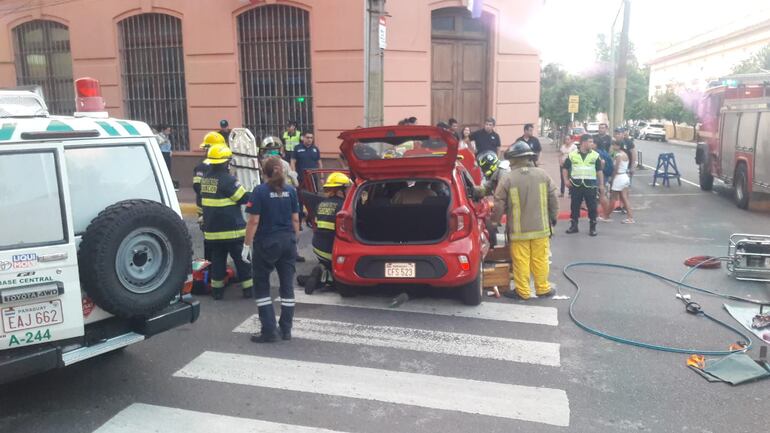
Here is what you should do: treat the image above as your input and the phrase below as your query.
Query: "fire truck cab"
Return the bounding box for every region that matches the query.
[696,73,770,209]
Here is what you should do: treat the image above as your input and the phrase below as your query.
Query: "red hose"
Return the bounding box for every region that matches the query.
[684,256,721,268]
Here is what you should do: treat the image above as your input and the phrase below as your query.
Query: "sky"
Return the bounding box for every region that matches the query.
[534,0,770,74]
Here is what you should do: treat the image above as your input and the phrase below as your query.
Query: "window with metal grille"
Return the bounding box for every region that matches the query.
[118,13,189,150]
[237,5,313,140]
[12,20,75,116]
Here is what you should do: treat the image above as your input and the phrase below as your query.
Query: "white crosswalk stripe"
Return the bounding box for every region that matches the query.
[233,316,561,366]
[174,351,570,427]
[93,403,348,433]
[286,291,559,326]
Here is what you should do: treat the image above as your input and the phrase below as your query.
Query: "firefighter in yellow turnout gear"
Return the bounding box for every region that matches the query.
[304,172,352,294]
[200,144,254,299]
[491,141,559,300]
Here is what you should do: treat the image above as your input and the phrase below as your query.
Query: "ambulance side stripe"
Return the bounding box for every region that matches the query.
[95,120,120,136]
[0,123,15,140]
[116,120,140,136]
[46,119,74,131]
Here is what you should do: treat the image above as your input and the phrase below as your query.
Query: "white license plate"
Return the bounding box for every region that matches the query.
[2,300,63,333]
[385,262,416,278]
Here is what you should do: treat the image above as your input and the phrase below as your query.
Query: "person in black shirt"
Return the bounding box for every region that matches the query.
[516,123,542,162]
[593,123,612,153]
[471,117,501,157]
[448,117,461,140]
[217,119,231,145]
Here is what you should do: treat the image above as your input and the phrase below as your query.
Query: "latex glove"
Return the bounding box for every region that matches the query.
[241,244,252,264]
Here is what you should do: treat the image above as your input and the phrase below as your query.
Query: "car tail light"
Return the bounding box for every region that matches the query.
[336,210,354,242]
[449,205,472,242]
[75,77,106,113]
[458,255,470,271]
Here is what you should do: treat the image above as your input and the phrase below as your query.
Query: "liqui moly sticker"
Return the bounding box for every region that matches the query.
[12,254,37,269]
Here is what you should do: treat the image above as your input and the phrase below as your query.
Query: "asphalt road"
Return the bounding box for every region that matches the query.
[2,159,770,433]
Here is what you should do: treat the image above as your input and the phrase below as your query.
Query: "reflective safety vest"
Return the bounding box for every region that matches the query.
[201,167,249,241]
[311,196,344,261]
[282,130,302,152]
[192,160,210,216]
[568,150,599,187]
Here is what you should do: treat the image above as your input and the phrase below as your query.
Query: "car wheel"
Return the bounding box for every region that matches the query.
[305,265,322,295]
[699,160,714,191]
[734,164,750,209]
[335,282,358,297]
[460,262,483,306]
[78,199,192,318]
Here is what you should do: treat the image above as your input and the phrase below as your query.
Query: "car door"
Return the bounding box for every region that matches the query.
[300,168,351,228]
[0,144,84,350]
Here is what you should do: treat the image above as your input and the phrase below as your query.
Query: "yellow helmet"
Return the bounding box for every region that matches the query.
[323,172,352,188]
[200,131,226,149]
[204,144,232,165]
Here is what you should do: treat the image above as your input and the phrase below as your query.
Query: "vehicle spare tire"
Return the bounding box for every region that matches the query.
[78,199,192,318]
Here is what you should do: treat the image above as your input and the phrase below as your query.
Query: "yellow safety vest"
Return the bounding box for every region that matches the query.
[569,150,599,182]
[283,131,302,152]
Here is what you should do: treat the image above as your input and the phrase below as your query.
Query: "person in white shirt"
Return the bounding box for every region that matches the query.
[558,135,577,197]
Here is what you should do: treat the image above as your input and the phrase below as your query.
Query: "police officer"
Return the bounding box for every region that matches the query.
[562,134,604,236]
[491,141,559,300]
[242,157,300,343]
[200,144,254,299]
[193,132,227,261]
[305,172,351,294]
[282,120,302,163]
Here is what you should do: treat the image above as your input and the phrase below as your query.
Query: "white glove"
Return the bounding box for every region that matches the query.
[241,244,252,264]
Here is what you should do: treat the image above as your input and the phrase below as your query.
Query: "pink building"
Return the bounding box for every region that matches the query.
[0,0,541,185]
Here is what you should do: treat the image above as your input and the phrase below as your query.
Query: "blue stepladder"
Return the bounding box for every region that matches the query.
[652,153,681,187]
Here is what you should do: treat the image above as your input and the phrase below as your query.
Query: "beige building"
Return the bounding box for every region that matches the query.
[0,0,541,184]
[648,16,770,97]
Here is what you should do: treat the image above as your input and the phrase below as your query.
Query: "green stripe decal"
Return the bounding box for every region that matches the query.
[116,120,139,136]
[95,120,120,136]
[46,120,74,131]
[0,123,15,140]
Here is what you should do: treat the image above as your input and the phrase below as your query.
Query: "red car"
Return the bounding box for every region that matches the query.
[331,125,491,305]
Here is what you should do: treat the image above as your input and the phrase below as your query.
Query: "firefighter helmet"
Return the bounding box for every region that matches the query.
[323,172,352,188]
[261,136,283,149]
[477,151,500,177]
[204,144,233,165]
[503,141,535,159]
[200,131,226,149]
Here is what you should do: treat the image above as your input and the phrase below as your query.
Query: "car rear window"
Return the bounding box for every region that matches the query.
[650,124,664,128]
[353,137,449,160]
[0,151,67,250]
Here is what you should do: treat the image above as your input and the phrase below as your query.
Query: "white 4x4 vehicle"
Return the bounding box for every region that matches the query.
[640,123,667,142]
[0,90,198,384]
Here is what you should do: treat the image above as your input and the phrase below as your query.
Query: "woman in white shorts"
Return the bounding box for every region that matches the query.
[600,140,634,223]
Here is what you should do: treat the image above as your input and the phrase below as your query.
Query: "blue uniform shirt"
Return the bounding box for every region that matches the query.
[246,183,299,238]
[293,143,321,180]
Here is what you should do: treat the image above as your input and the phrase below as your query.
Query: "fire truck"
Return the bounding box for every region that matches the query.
[696,73,770,209]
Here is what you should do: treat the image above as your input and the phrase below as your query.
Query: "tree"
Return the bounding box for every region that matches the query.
[732,44,770,74]
[654,92,696,137]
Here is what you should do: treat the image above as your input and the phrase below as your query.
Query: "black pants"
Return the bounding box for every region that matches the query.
[569,186,598,222]
[209,239,253,293]
[162,152,172,172]
[252,233,297,334]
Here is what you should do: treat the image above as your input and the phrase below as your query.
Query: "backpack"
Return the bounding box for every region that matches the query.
[597,149,614,178]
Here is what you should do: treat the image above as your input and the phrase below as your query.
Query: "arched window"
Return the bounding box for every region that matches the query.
[12,20,75,115]
[118,13,189,150]
[237,5,313,139]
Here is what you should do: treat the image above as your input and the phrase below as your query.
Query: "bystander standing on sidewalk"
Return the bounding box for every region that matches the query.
[471,117,501,157]
[516,123,542,163]
[156,124,173,172]
[558,135,577,197]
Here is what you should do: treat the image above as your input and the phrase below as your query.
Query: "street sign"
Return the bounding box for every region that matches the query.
[568,95,579,113]
[378,17,387,50]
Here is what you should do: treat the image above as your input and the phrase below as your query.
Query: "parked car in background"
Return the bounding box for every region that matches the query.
[631,121,648,138]
[331,126,491,305]
[569,127,586,143]
[640,123,667,141]
[586,122,600,134]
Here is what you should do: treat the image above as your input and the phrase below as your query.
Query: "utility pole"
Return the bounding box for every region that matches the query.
[613,0,631,130]
[364,0,386,127]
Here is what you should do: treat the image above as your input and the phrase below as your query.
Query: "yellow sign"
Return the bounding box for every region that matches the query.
[569,95,579,104]
[568,102,579,113]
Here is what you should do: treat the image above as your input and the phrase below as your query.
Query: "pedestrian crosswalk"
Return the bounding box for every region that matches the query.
[92,291,570,431]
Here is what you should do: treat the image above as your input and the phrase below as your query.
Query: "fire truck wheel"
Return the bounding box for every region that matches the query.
[699,162,714,191]
[78,199,192,318]
[734,164,750,209]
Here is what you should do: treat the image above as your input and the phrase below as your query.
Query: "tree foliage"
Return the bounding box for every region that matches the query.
[732,44,770,74]
[653,92,697,135]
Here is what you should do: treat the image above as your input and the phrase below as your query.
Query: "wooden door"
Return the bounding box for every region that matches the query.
[430,8,489,128]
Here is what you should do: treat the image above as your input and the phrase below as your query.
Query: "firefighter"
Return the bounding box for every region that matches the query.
[200,144,254,299]
[476,151,508,247]
[305,172,352,294]
[491,141,559,300]
[562,134,604,236]
[192,131,226,261]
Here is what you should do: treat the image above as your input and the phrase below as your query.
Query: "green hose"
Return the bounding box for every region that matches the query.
[563,261,753,356]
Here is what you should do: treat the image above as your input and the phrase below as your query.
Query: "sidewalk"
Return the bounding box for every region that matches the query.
[665,138,697,148]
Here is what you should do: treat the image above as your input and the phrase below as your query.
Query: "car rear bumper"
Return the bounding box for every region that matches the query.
[332,238,480,287]
[0,296,199,385]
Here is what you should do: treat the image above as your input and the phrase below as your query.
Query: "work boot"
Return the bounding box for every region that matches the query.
[250,331,278,343]
[589,221,598,237]
[279,326,292,341]
[566,220,579,234]
[242,287,253,299]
